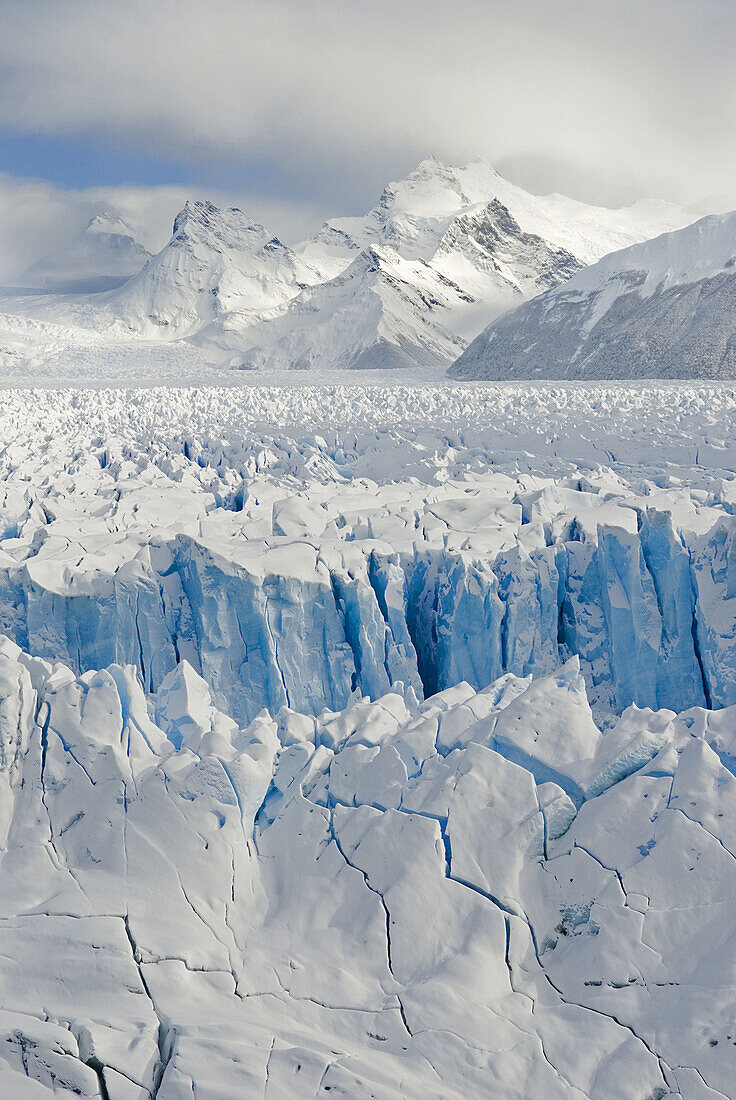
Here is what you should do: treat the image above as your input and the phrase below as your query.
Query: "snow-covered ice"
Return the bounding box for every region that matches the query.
[2,383,736,723]
[1,381,736,1096]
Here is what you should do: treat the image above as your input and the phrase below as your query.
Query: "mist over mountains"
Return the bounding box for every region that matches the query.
[0,157,707,378]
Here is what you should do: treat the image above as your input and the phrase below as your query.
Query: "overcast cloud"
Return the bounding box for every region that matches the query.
[0,0,734,279]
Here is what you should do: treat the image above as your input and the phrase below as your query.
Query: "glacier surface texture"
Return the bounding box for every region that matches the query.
[1,383,736,1097]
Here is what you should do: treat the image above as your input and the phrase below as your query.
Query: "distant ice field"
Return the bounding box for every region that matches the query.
[1,378,735,478]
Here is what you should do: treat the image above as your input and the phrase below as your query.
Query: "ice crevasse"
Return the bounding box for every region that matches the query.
[1,505,735,725]
[0,630,735,1095]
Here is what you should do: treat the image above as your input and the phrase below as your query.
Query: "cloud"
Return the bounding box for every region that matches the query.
[0,174,90,283]
[0,0,734,213]
[0,174,328,282]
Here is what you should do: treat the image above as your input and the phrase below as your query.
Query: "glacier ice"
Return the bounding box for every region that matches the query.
[0,428,731,726]
[0,633,733,1095]
[0,383,735,1095]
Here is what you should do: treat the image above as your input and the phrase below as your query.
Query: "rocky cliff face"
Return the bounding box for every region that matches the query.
[450,210,736,380]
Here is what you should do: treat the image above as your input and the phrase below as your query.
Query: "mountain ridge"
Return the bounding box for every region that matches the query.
[0,158,706,375]
[449,209,736,381]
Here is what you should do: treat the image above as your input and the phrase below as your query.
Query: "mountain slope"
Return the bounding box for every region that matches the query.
[429,198,583,338]
[107,199,323,339]
[18,212,151,293]
[235,206,589,371]
[449,210,736,381]
[235,245,469,371]
[0,159,705,376]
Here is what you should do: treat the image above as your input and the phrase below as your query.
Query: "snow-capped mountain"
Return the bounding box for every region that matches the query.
[236,245,473,371]
[449,209,736,381]
[18,211,152,294]
[107,199,323,340]
[260,157,694,371]
[109,162,606,361]
[298,157,693,271]
[0,158,704,375]
[236,206,585,371]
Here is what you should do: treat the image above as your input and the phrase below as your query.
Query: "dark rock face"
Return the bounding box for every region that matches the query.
[450,270,736,381]
[436,199,582,294]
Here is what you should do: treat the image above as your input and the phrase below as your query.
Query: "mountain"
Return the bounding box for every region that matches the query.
[104,167,606,367]
[107,199,323,340]
[267,157,696,371]
[235,244,469,371]
[298,156,692,271]
[18,212,152,293]
[0,159,703,374]
[235,207,585,371]
[449,210,736,381]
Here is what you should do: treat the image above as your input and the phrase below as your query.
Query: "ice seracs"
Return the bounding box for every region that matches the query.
[0,631,734,1095]
[0,383,735,728]
[450,209,736,380]
[0,384,735,1093]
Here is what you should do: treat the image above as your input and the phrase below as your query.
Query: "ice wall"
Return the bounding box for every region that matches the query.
[403,509,715,717]
[0,507,731,723]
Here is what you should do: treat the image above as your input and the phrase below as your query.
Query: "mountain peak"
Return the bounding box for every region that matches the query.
[85,211,137,238]
[171,200,269,250]
[411,154,451,174]
[17,207,151,293]
[374,157,508,231]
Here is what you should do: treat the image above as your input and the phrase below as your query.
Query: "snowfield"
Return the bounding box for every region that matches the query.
[2,381,736,1097]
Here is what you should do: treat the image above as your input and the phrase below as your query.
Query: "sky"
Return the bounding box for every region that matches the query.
[0,0,734,280]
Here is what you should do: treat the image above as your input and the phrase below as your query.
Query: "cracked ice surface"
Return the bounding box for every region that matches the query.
[0,382,735,1095]
[2,384,736,723]
[1,640,736,1097]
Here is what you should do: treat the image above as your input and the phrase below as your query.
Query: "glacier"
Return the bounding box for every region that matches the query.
[0,385,734,726]
[1,382,736,1096]
[0,633,735,1096]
